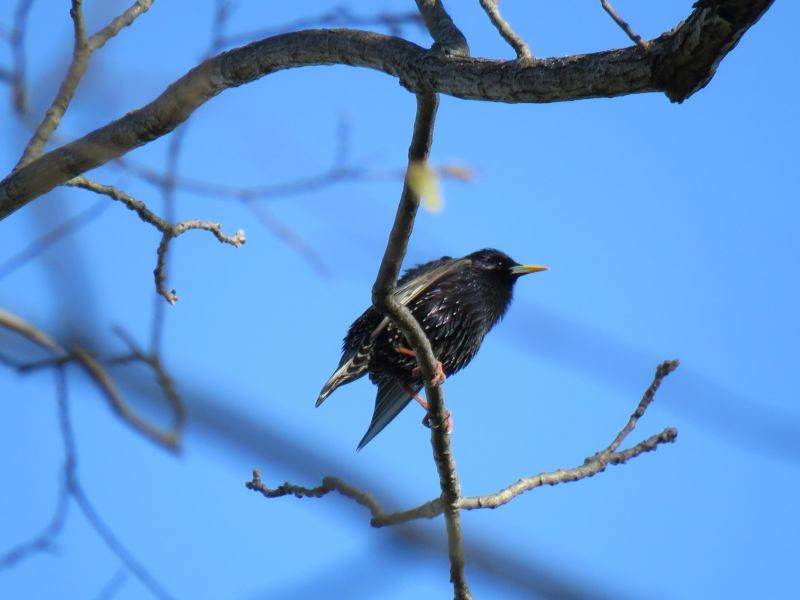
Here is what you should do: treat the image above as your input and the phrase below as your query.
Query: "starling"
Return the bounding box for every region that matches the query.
[317,248,548,449]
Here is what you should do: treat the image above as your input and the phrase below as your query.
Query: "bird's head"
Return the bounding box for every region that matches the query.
[468,248,549,282]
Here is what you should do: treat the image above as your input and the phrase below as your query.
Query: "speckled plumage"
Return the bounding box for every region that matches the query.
[317,249,546,449]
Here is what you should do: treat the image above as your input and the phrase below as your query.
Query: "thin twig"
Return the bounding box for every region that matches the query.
[603,359,679,454]
[66,176,245,305]
[479,0,532,59]
[248,362,679,531]
[461,428,677,511]
[600,0,649,50]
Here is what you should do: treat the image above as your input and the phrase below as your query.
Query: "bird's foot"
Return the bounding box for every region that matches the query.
[395,346,446,387]
[422,408,453,433]
[401,384,453,434]
[412,360,446,387]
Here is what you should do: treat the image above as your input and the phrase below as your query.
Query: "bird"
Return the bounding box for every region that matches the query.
[316,248,548,449]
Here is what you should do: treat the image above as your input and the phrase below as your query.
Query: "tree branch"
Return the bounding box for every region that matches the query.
[65,176,245,304]
[369,92,472,598]
[0,0,772,219]
[247,362,678,531]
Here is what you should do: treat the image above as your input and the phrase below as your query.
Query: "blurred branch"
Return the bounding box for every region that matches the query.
[0,308,183,450]
[0,201,109,281]
[72,345,180,450]
[0,307,65,353]
[16,0,153,168]
[0,368,174,599]
[479,0,533,59]
[55,367,176,600]
[0,468,70,569]
[93,569,128,600]
[218,5,424,49]
[7,0,34,114]
[600,0,649,50]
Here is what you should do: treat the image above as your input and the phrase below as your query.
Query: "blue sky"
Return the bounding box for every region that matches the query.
[1,1,798,599]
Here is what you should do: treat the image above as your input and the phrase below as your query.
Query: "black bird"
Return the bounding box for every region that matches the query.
[317,248,548,449]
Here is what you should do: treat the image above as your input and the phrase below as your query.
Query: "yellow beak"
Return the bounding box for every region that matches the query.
[510,264,549,275]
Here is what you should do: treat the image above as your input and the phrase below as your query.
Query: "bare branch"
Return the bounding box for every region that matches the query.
[245,470,444,528]
[66,176,245,304]
[479,0,532,59]
[152,220,245,305]
[604,359,679,454]
[464,360,680,510]
[250,362,678,534]
[600,0,649,50]
[369,93,470,598]
[0,1,774,219]
[461,428,677,511]
[67,176,166,228]
[414,0,469,56]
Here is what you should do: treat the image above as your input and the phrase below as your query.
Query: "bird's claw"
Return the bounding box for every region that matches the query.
[411,359,447,387]
[422,408,453,433]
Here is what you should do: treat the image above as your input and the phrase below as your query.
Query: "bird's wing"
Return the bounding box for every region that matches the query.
[317,258,470,407]
[316,321,374,406]
[393,257,470,306]
[357,379,421,450]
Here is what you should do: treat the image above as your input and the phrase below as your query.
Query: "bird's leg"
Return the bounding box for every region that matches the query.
[401,383,453,433]
[394,346,446,386]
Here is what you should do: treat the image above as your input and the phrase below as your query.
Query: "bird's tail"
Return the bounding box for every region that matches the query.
[357,379,419,450]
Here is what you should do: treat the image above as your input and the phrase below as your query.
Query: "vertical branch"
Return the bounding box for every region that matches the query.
[371,93,471,599]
